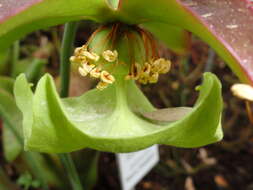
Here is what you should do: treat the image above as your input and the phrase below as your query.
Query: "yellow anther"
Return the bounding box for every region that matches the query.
[96,81,109,90]
[90,67,101,78]
[73,45,86,56]
[160,59,171,74]
[70,56,78,63]
[78,67,89,77]
[125,74,133,80]
[149,72,159,83]
[138,76,148,85]
[231,84,253,101]
[142,62,151,76]
[71,55,87,65]
[74,47,83,55]
[151,58,163,72]
[131,63,142,80]
[150,58,171,75]
[78,63,95,77]
[82,51,100,62]
[102,50,118,62]
[101,71,115,84]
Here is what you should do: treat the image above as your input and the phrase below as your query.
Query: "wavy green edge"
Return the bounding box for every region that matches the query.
[14,72,223,153]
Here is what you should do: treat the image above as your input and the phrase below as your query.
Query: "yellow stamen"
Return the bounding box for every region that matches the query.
[74,47,83,55]
[70,56,78,63]
[138,76,148,84]
[125,74,133,80]
[90,67,101,78]
[78,67,89,77]
[102,50,118,62]
[78,63,95,77]
[131,63,142,80]
[142,62,151,76]
[82,51,100,62]
[160,59,171,74]
[96,81,109,90]
[149,72,159,83]
[151,58,163,72]
[101,71,115,84]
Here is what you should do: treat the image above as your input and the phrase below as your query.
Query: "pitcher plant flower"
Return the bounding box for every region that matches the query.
[13,23,223,153]
[1,0,253,153]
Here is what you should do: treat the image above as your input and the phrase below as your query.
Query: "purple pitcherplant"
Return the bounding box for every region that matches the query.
[0,0,253,153]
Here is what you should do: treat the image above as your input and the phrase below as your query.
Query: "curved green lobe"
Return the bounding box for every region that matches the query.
[14,73,222,153]
[119,0,253,84]
[14,75,33,145]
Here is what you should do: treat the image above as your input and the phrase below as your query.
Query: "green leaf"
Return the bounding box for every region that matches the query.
[3,122,22,162]
[0,76,14,94]
[1,0,252,82]
[73,150,99,189]
[0,85,63,186]
[20,153,64,188]
[0,89,22,161]
[12,58,46,82]
[0,48,10,75]
[24,58,47,82]
[0,0,190,55]
[0,0,114,51]
[119,0,253,84]
[141,23,191,55]
[14,72,223,153]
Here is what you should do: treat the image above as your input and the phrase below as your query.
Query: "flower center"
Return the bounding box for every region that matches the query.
[70,23,172,90]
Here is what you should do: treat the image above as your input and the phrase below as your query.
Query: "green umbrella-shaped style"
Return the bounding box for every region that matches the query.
[1,0,253,153]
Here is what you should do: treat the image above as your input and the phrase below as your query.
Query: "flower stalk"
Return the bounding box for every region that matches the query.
[59,22,84,190]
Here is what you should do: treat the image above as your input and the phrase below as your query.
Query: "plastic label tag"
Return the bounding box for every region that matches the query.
[117,145,159,190]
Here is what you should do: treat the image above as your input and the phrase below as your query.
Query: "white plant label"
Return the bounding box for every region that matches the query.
[117,145,159,190]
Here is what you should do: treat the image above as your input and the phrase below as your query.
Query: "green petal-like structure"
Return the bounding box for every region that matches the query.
[14,72,222,153]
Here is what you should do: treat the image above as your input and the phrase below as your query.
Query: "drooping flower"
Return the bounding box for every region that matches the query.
[13,23,223,153]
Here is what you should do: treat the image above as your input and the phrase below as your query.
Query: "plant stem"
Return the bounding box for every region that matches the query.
[59,22,83,190]
[58,154,83,190]
[245,101,253,124]
[10,40,20,77]
[180,56,190,106]
[204,48,216,72]
[60,22,78,97]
